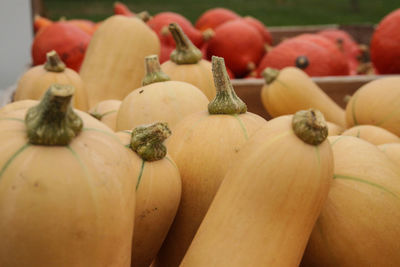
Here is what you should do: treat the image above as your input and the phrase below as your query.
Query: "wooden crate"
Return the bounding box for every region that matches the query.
[232,74,387,120]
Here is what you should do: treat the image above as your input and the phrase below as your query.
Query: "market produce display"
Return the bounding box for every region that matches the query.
[1,3,400,267]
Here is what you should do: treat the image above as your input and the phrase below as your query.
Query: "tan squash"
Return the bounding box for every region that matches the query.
[301,136,400,267]
[260,67,346,128]
[161,23,216,100]
[116,123,181,267]
[14,50,88,111]
[0,84,136,267]
[327,121,344,136]
[341,124,400,145]
[345,77,400,136]
[154,56,267,267]
[378,143,400,165]
[116,55,208,131]
[0,100,38,116]
[80,15,160,108]
[89,100,121,131]
[180,110,333,267]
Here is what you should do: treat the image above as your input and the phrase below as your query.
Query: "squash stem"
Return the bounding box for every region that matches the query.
[25,84,83,146]
[44,50,66,72]
[130,122,171,161]
[142,55,170,86]
[292,109,328,145]
[262,67,280,85]
[208,56,247,115]
[169,22,203,64]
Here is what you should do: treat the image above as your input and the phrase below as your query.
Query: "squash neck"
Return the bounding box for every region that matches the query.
[25,84,83,146]
[169,22,202,65]
[142,55,170,86]
[130,122,171,161]
[208,56,247,115]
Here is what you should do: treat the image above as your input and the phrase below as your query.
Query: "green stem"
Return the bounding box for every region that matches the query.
[44,50,66,72]
[137,11,151,22]
[292,109,328,145]
[262,67,280,85]
[25,84,83,146]
[208,56,247,115]
[169,22,202,64]
[130,122,171,161]
[141,55,170,86]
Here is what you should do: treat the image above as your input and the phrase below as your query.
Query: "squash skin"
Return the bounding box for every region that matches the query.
[161,60,216,100]
[0,108,136,267]
[379,143,400,165]
[0,100,38,116]
[261,67,346,128]
[117,131,181,267]
[345,77,400,136]
[327,121,344,136]
[89,99,121,131]
[180,114,333,267]
[14,64,88,111]
[154,111,266,267]
[116,81,208,131]
[79,15,160,108]
[341,125,400,145]
[302,136,400,267]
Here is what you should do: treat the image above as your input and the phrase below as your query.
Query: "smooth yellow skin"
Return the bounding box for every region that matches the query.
[0,100,38,116]
[346,77,400,136]
[341,124,400,145]
[302,136,400,267]
[80,15,160,108]
[116,81,208,132]
[180,115,333,267]
[261,67,346,128]
[14,65,88,111]
[154,111,266,267]
[327,121,344,136]
[116,132,181,267]
[378,143,400,166]
[0,109,136,267]
[89,99,121,131]
[161,60,216,100]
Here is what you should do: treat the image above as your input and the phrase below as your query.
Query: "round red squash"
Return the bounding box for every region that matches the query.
[370,8,400,74]
[195,7,240,32]
[242,16,273,45]
[32,22,91,72]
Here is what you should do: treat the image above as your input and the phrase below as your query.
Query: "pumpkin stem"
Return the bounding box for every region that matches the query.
[169,22,203,64]
[292,109,328,145]
[137,11,151,22]
[130,122,171,161]
[295,55,309,69]
[142,55,171,86]
[262,67,280,85]
[208,56,247,114]
[44,50,66,72]
[25,84,83,146]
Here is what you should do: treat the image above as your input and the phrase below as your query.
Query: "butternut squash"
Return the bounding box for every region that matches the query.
[302,136,400,266]
[327,121,344,136]
[345,76,400,136]
[89,99,121,131]
[0,100,38,116]
[0,84,136,267]
[378,143,400,165]
[116,55,208,131]
[117,123,181,267]
[180,109,333,267]
[260,67,346,128]
[14,50,88,111]
[161,23,216,100]
[154,56,267,267]
[341,124,400,145]
[79,15,160,108]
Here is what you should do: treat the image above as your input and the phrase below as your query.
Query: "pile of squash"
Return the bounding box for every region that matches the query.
[1,5,400,267]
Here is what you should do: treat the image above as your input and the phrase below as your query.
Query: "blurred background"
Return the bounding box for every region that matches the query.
[40,0,398,25]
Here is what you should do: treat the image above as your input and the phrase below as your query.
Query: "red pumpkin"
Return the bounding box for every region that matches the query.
[32,22,91,72]
[68,19,96,35]
[206,19,265,77]
[195,8,240,32]
[256,38,348,77]
[33,15,52,34]
[147,12,204,48]
[370,8,400,74]
[242,16,273,45]
[113,1,134,17]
